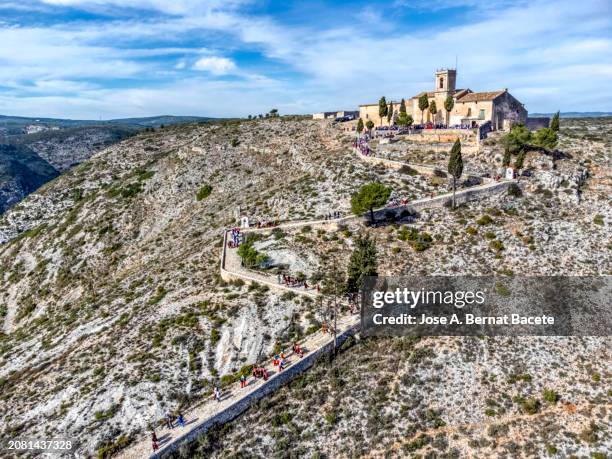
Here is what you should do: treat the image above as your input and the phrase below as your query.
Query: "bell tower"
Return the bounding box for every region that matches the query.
[435,68,456,97]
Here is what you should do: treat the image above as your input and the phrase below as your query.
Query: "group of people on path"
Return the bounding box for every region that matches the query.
[353,136,371,156]
[151,411,186,451]
[277,273,320,292]
[252,365,270,381]
[324,211,342,220]
[228,227,242,248]
[255,220,278,228]
[387,197,410,207]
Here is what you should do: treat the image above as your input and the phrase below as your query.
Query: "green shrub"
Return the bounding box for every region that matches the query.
[593,215,604,225]
[476,215,494,225]
[519,398,540,415]
[543,388,559,404]
[210,328,220,345]
[196,184,213,201]
[466,226,477,235]
[399,165,418,176]
[489,240,504,252]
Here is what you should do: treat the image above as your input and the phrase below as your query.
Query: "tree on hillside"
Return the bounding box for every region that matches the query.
[502,123,531,156]
[378,97,388,127]
[351,182,391,223]
[365,120,375,135]
[237,241,268,268]
[387,102,394,125]
[533,127,558,150]
[270,108,279,117]
[550,111,560,132]
[357,118,364,134]
[444,95,454,127]
[447,139,463,209]
[429,100,438,125]
[418,94,429,125]
[346,232,378,294]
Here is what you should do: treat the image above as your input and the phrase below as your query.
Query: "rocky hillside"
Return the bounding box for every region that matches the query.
[0,117,609,458]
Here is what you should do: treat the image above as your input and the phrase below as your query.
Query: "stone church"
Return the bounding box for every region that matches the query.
[359,68,527,130]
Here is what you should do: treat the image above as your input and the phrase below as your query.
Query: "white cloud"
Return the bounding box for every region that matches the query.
[0,0,610,117]
[192,56,236,75]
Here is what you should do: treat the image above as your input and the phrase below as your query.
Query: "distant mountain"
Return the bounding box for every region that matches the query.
[0,114,215,136]
[0,144,59,213]
[530,112,612,118]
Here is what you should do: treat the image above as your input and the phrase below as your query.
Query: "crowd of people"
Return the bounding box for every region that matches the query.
[353,136,371,156]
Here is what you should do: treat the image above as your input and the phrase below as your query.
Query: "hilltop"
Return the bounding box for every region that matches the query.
[0,117,609,458]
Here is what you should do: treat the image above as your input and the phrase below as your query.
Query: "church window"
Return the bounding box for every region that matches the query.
[439,77,444,89]
[467,108,472,117]
[479,109,485,119]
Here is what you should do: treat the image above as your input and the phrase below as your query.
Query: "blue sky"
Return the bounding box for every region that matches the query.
[0,0,610,119]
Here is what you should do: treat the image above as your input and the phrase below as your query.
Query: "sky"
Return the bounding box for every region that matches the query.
[0,0,610,119]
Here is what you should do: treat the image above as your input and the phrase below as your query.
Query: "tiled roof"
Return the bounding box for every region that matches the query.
[411,91,435,99]
[455,90,506,102]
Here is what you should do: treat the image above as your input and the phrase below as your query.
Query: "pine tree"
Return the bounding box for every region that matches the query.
[357,118,364,134]
[378,97,388,127]
[550,111,560,132]
[346,233,378,294]
[351,182,391,222]
[447,139,463,209]
[444,95,454,127]
[418,94,429,125]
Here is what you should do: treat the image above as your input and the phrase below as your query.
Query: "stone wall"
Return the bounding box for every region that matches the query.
[526,117,551,131]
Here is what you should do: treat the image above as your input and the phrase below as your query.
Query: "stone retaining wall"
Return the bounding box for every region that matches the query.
[153,325,358,459]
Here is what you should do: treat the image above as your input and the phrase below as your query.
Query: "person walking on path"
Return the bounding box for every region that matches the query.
[165,413,174,429]
[240,374,247,388]
[214,386,221,402]
[177,412,185,428]
[151,431,159,452]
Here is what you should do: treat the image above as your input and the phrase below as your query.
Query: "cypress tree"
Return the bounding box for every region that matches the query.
[418,94,429,125]
[357,118,364,134]
[444,95,454,127]
[550,111,560,132]
[387,102,394,125]
[429,100,437,125]
[447,139,463,209]
[378,97,388,127]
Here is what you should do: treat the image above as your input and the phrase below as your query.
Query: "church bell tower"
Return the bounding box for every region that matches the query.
[435,68,457,98]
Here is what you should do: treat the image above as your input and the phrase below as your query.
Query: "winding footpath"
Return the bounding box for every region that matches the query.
[116,147,515,459]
